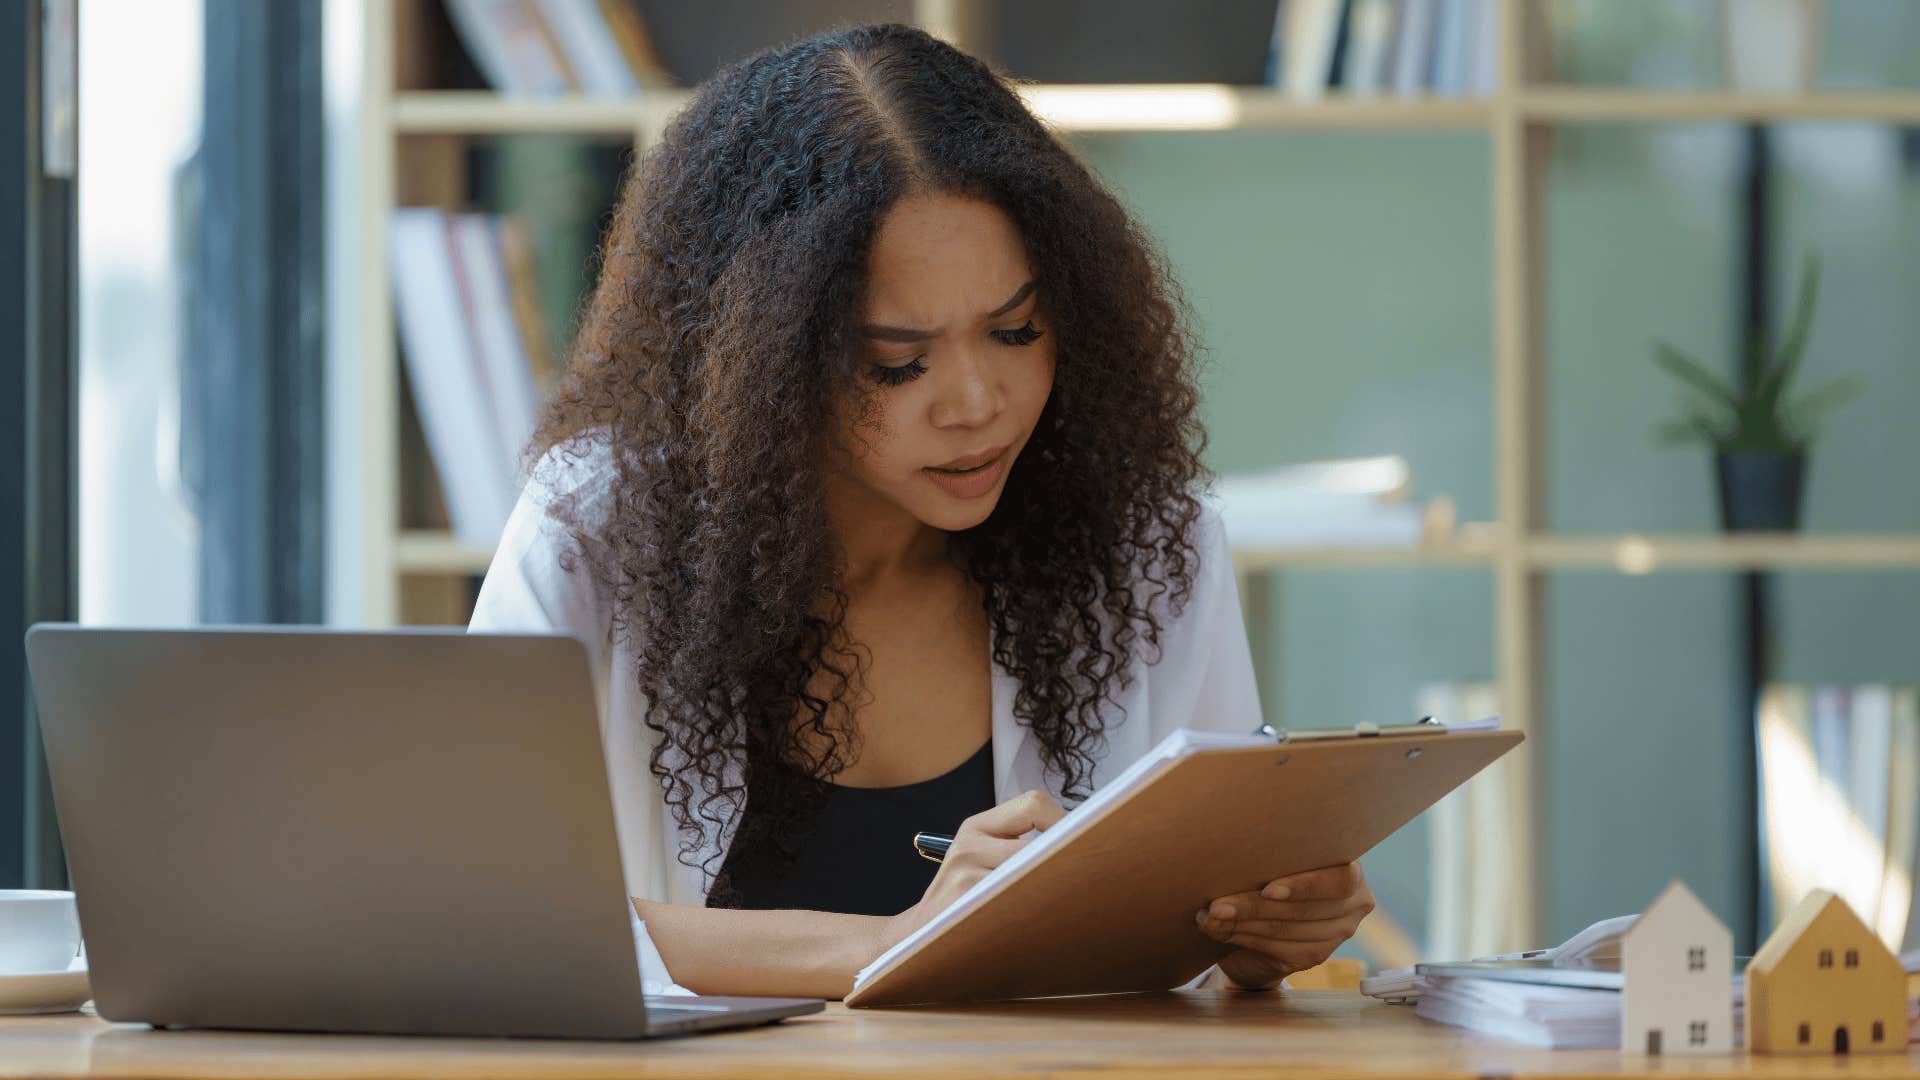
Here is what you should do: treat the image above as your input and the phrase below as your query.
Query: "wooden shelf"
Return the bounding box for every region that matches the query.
[393,87,1493,136]
[392,91,686,135]
[391,87,1920,139]
[1518,88,1920,125]
[1526,533,1920,572]
[395,530,495,575]
[1231,544,1500,570]
[1020,86,1491,131]
[1233,522,1504,571]
[396,528,1920,578]
[396,527,1507,578]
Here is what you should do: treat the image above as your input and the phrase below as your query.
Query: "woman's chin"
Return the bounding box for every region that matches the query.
[911,490,1004,534]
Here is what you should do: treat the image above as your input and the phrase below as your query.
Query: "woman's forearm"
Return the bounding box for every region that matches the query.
[631,898,896,999]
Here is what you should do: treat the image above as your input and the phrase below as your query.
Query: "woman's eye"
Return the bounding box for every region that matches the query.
[868,357,928,386]
[991,320,1045,347]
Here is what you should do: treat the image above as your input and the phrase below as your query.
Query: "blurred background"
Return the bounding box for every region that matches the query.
[5,0,1919,973]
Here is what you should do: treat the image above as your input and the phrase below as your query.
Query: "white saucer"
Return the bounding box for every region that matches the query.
[0,963,91,1015]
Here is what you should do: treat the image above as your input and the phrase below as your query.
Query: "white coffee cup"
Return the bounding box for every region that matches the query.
[0,890,82,974]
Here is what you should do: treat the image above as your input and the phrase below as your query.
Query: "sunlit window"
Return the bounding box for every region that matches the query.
[77,0,203,625]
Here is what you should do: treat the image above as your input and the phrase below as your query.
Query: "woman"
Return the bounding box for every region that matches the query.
[470,23,1373,1000]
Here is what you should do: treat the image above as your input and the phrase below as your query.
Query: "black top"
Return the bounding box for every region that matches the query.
[721,741,996,917]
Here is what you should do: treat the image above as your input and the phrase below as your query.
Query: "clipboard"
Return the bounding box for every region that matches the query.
[845,722,1523,1007]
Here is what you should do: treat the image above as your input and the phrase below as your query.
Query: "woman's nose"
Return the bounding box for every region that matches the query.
[930,346,1004,429]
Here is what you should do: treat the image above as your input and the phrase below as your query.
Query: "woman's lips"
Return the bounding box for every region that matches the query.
[922,445,1010,500]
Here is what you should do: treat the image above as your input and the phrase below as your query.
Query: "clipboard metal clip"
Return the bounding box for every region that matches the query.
[1252,716,1449,743]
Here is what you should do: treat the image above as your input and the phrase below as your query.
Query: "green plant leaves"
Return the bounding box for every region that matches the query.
[1785,376,1863,442]
[1648,251,1849,453]
[1774,253,1822,383]
[1655,405,1732,446]
[1653,340,1738,404]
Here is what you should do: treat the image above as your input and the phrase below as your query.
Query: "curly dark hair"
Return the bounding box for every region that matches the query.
[531,22,1209,900]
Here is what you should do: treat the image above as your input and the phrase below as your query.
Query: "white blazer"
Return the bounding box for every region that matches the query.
[469,442,1264,986]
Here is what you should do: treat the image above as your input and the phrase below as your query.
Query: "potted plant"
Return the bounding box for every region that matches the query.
[1652,254,1858,532]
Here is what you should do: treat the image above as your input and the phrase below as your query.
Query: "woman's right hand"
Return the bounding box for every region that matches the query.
[880,789,1065,949]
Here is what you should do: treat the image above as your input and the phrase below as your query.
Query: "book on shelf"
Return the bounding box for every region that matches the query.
[446,214,543,480]
[443,0,572,96]
[1387,0,1437,96]
[1428,0,1470,98]
[389,208,554,552]
[1207,454,1456,550]
[1418,682,1525,962]
[594,0,673,89]
[1322,0,1356,91]
[495,217,564,391]
[529,0,634,96]
[1269,0,1497,100]
[1467,0,1497,99]
[1757,683,1920,951]
[1340,0,1396,96]
[444,0,672,97]
[1273,0,1344,100]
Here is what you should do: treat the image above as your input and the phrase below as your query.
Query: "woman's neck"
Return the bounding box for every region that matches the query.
[824,476,949,594]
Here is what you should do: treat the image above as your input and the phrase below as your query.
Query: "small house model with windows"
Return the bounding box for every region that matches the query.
[1746,889,1906,1055]
[1621,879,1733,1055]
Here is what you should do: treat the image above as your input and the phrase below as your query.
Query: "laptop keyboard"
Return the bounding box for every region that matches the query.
[642,996,734,1015]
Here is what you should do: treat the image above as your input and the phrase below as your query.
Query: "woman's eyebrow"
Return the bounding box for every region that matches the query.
[861,280,1037,343]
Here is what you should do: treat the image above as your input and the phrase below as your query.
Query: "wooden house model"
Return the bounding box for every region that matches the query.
[1621,879,1733,1054]
[1746,889,1906,1055]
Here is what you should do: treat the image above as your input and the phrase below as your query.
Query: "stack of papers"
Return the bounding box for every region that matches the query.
[1412,974,1745,1050]
[1360,914,1636,1003]
[1207,455,1451,550]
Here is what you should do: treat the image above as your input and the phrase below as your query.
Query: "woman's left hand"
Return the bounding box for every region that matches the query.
[1195,861,1375,989]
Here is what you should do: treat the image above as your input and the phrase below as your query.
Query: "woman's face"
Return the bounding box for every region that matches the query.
[835,192,1057,535]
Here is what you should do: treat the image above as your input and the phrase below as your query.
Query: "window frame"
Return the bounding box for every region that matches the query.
[187,0,327,623]
[3,0,78,890]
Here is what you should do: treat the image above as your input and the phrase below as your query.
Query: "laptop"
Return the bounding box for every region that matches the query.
[24,624,823,1039]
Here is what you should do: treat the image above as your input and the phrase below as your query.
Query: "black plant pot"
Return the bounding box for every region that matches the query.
[1715,450,1806,532]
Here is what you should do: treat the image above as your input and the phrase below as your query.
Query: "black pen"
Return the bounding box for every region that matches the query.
[912,832,954,863]
[913,800,1083,863]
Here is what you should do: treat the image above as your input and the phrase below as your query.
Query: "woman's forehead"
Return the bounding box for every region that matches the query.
[864,193,1033,327]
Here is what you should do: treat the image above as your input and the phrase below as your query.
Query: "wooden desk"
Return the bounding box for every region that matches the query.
[2,991,1916,1080]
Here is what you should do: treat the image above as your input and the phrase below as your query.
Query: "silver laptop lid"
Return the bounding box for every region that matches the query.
[26,625,653,1038]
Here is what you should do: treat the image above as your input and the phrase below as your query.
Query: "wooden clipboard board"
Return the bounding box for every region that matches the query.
[846,728,1523,1007]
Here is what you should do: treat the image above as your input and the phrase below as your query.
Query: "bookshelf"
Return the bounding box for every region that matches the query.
[345,0,1920,949]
